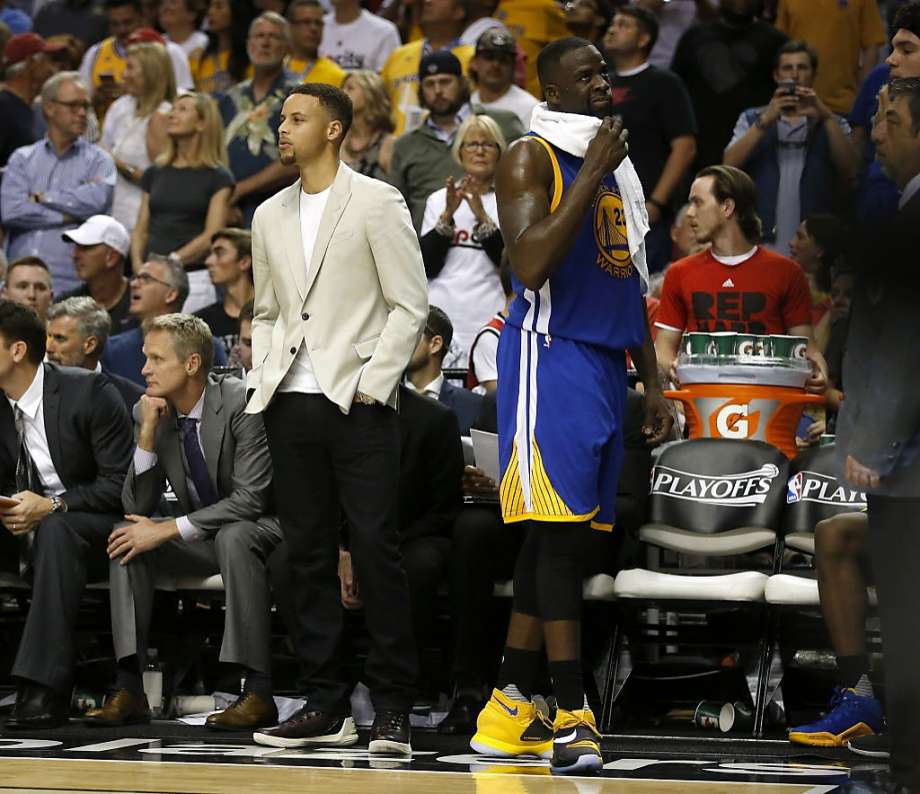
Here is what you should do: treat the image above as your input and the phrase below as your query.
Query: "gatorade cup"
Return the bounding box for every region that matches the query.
[719,701,755,733]
[693,701,723,730]
[736,334,767,362]
[710,332,738,362]
[684,332,713,360]
[770,335,809,363]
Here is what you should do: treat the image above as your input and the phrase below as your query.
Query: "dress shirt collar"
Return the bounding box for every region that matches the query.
[178,389,206,422]
[42,134,83,159]
[899,172,920,210]
[93,362,103,373]
[410,372,444,400]
[8,364,44,420]
[426,102,472,142]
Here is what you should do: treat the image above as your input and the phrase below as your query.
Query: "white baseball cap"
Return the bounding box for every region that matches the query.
[62,215,130,257]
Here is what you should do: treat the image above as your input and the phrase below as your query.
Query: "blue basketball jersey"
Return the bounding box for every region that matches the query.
[505,135,647,352]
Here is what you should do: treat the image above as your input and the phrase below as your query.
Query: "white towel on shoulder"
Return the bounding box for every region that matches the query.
[529,102,650,294]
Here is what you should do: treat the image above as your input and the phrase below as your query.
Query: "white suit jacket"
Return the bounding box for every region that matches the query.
[245,162,428,414]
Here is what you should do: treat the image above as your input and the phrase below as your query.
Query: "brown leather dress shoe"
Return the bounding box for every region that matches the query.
[206,692,278,731]
[84,689,151,726]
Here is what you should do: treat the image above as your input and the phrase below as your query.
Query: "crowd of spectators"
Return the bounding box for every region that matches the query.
[0,0,916,751]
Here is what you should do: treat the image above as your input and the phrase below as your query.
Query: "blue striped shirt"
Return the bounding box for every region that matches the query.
[1,136,115,293]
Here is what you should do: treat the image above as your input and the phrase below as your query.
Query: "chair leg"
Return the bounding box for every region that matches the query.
[753,606,778,737]
[599,621,619,733]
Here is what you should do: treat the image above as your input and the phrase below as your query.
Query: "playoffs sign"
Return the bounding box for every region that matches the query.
[787,470,866,509]
[651,464,782,508]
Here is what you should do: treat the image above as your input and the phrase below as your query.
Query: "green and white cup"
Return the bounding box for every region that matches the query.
[736,334,767,361]
[710,332,738,360]
[684,332,712,356]
[693,700,723,730]
[770,335,809,362]
[719,701,754,733]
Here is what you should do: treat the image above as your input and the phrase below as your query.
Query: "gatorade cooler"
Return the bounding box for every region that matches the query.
[666,334,825,459]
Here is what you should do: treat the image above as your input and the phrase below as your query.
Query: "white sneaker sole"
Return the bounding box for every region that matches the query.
[551,752,603,775]
[470,739,553,760]
[252,717,358,748]
[368,738,412,755]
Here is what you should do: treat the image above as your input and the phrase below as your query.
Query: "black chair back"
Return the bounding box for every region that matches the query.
[783,444,867,534]
[649,439,789,534]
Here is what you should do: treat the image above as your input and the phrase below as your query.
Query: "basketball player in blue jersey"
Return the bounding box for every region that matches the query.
[469,37,673,774]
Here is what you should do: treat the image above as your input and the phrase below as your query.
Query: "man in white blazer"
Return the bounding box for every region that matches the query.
[246,83,428,755]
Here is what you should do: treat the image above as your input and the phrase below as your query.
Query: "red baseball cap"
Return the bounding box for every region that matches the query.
[3,33,66,68]
[126,28,166,46]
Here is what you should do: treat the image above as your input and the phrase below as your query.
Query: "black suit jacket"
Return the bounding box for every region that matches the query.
[0,363,133,512]
[397,385,464,544]
[438,379,483,437]
[836,190,920,497]
[100,370,145,412]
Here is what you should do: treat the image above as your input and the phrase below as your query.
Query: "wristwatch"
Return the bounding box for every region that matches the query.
[353,391,376,405]
[50,496,68,513]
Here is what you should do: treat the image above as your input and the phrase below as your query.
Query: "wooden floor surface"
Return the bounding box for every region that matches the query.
[0,757,835,794]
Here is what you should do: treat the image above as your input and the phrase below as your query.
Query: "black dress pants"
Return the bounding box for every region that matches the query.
[13,512,119,693]
[866,494,920,790]
[264,393,417,713]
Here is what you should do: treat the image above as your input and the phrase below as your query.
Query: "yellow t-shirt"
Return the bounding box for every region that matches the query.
[90,37,126,86]
[191,50,254,94]
[381,39,475,136]
[286,55,347,87]
[496,0,567,98]
[776,0,886,115]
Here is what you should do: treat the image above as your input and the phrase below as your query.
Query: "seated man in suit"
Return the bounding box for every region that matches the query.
[405,305,483,436]
[338,384,464,673]
[84,314,283,730]
[101,257,227,386]
[0,300,133,729]
[46,296,144,411]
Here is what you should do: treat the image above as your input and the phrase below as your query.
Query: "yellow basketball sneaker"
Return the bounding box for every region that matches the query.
[550,707,603,775]
[470,689,554,759]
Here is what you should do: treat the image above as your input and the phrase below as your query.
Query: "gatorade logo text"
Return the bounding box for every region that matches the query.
[712,401,761,440]
[651,464,781,507]
[786,471,866,508]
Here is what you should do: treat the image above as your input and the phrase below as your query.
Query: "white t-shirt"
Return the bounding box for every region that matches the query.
[320,10,401,72]
[470,318,501,393]
[101,95,172,233]
[471,84,538,129]
[167,30,209,59]
[421,187,504,358]
[279,185,332,394]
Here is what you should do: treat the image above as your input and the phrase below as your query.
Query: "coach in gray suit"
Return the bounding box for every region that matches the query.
[247,83,428,755]
[84,314,283,731]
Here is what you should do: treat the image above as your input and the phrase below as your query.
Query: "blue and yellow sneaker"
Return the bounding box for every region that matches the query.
[470,689,553,759]
[788,687,885,747]
[550,707,603,775]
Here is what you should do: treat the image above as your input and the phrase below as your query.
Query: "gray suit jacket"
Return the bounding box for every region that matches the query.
[123,374,279,535]
[246,162,428,414]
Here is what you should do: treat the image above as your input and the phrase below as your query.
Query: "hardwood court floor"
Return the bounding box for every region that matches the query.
[0,757,839,794]
[0,727,860,793]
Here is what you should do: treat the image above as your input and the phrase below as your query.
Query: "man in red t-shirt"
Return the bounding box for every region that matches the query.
[654,165,826,390]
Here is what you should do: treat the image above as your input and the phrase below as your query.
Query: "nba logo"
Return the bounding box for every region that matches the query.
[786,472,804,504]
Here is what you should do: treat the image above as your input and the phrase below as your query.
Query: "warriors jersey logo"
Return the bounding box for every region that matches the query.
[593,188,634,279]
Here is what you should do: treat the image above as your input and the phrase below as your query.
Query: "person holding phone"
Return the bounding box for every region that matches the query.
[723,40,859,256]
